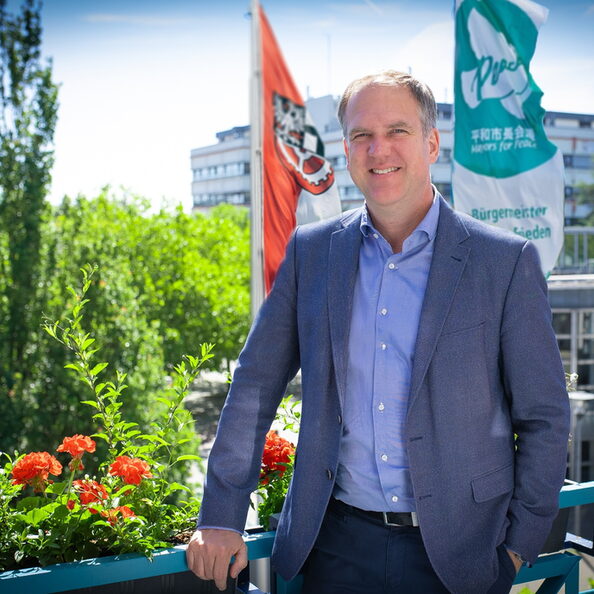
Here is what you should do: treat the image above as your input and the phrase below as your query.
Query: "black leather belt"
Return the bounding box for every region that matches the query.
[329,497,418,527]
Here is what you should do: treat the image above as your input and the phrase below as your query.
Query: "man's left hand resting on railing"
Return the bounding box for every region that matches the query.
[186,528,247,591]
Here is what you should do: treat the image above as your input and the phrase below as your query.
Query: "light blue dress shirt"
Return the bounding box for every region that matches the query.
[334,194,440,513]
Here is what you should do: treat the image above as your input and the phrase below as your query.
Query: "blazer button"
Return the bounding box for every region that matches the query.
[337,414,342,424]
[326,469,333,480]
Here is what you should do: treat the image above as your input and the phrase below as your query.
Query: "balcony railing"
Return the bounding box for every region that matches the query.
[3,481,594,593]
[555,227,594,274]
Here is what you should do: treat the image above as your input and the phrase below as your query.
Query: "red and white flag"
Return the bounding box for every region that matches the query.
[256,4,341,294]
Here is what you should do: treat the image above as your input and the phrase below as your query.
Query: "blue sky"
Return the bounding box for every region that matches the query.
[14,0,594,209]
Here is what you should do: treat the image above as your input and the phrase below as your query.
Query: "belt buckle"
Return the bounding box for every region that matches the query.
[381,511,419,527]
[382,511,401,527]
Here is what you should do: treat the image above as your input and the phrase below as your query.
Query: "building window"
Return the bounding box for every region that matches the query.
[553,308,594,390]
[192,161,250,181]
[573,155,593,169]
[192,192,250,208]
[563,154,594,170]
[339,185,364,200]
[330,155,347,170]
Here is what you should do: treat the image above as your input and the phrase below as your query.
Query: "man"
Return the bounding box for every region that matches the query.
[187,71,570,593]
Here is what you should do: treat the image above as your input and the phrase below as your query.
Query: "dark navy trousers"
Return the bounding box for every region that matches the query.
[301,500,517,594]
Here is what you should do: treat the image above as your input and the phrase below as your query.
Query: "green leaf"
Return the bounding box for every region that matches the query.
[53,504,71,520]
[23,506,53,526]
[90,362,108,375]
[64,363,82,372]
[165,482,191,493]
[81,337,96,350]
[175,455,201,463]
[92,432,110,442]
[81,399,100,409]
[16,496,46,511]
[119,422,139,431]
[45,481,67,495]
[141,435,169,446]
[113,484,135,497]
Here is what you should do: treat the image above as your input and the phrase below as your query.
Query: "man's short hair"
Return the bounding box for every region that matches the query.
[337,70,438,137]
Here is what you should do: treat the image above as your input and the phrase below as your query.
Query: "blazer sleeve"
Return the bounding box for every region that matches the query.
[197,230,302,532]
[500,241,570,563]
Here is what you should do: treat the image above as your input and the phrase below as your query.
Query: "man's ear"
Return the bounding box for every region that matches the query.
[428,128,440,164]
[343,138,350,167]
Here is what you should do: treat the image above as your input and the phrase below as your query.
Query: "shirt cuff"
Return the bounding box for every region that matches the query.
[505,546,531,567]
[196,525,244,535]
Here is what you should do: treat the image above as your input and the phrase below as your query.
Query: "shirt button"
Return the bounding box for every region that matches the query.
[373,233,379,239]
[380,308,388,316]
[388,262,397,270]
[392,495,399,503]
[380,343,387,350]
[381,454,388,462]
[378,402,385,411]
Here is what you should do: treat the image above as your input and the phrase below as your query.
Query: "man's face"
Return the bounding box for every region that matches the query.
[343,84,439,213]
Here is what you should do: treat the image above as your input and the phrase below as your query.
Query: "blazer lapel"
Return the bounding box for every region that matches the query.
[409,199,471,410]
[328,209,362,409]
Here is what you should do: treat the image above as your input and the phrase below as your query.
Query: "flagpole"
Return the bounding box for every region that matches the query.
[249,0,265,319]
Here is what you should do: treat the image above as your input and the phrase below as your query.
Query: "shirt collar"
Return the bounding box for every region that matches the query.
[359,187,441,242]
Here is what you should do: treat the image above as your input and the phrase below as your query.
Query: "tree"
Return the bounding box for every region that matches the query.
[0,189,251,456]
[0,0,58,404]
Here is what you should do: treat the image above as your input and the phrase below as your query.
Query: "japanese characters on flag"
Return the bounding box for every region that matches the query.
[452,0,564,275]
[257,4,341,294]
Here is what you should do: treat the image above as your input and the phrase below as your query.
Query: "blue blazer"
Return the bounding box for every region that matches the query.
[199,197,570,593]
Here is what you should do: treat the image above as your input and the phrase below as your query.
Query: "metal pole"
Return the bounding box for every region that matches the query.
[250,0,265,319]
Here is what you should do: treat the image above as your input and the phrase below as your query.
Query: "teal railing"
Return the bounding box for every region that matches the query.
[2,481,594,593]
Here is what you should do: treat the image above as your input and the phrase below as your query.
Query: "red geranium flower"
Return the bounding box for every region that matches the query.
[260,431,295,485]
[57,435,96,471]
[108,456,152,485]
[11,452,63,493]
[101,505,135,525]
[72,479,108,510]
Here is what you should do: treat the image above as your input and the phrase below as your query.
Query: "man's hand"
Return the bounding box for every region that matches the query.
[507,549,523,573]
[186,528,248,591]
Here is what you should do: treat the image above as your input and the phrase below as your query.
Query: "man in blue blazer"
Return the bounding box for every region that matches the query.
[187,71,570,593]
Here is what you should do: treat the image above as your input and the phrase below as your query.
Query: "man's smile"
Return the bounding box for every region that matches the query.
[370,166,401,175]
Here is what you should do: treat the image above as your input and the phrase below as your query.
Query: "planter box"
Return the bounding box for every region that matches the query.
[0,546,236,594]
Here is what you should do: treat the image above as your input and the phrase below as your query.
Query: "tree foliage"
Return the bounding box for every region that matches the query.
[0,0,58,437]
[0,190,250,458]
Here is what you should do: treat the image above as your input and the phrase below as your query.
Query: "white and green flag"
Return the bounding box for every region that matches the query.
[453,0,564,275]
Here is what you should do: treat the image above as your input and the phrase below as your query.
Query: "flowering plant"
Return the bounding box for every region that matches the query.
[0,265,212,571]
[256,396,300,530]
